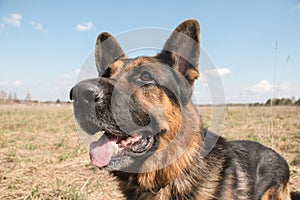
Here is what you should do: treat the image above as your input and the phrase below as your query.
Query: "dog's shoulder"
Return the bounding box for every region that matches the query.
[224,140,290,199]
[226,140,289,172]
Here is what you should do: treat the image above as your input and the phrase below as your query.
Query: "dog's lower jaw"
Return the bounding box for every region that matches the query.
[112,104,226,199]
[114,127,229,200]
[114,129,219,198]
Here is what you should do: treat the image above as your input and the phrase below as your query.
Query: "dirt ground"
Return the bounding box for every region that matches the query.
[0,104,299,199]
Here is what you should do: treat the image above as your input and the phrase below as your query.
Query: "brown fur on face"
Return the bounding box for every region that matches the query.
[109,59,124,76]
[71,19,292,200]
[102,53,207,197]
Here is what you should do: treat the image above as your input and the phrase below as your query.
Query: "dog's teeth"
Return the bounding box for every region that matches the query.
[128,135,142,142]
[121,140,128,146]
[113,143,119,154]
[118,135,143,148]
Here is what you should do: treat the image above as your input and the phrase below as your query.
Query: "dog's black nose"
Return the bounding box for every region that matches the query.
[82,86,102,103]
[70,78,116,104]
[70,80,103,103]
[69,88,74,101]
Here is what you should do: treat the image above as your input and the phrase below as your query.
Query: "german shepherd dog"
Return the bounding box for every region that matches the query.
[70,20,292,199]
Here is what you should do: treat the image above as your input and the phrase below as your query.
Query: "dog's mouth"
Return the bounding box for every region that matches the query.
[89,129,155,168]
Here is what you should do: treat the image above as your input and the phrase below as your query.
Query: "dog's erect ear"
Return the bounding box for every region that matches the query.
[157,19,200,84]
[95,32,124,76]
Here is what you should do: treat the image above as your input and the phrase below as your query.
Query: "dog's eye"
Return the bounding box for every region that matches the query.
[140,71,154,82]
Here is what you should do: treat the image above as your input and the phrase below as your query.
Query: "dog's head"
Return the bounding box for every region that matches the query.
[70,19,200,172]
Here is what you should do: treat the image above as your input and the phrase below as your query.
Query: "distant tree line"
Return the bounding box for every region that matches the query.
[0,90,32,102]
[249,97,300,106]
[0,89,69,104]
[1,89,299,106]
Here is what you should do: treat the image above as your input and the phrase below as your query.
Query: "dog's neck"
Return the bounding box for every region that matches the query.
[114,103,227,199]
[114,103,218,199]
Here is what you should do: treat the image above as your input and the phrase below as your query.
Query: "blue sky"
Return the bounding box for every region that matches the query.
[1,0,300,103]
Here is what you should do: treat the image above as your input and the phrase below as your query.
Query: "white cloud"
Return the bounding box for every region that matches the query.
[276,82,300,95]
[0,80,24,87]
[13,80,24,87]
[30,21,48,32]
[0,81,9,86]
[0,23,4,29]
[62,69,80,79]
[52,69,80,99]
[205,68,231,77]
[244,80,300,102]
[2,13,22,27]
[76,21,94,31]
[248,80,274,93]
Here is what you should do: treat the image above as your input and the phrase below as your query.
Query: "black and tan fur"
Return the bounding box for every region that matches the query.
[70,19,292,200]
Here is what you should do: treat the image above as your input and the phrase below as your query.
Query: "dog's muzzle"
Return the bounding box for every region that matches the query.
[70,78,115,105]
[70,78,157,169]
[70,78,118,134]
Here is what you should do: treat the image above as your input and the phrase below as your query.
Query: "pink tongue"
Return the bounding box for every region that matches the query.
[89,135,115,168]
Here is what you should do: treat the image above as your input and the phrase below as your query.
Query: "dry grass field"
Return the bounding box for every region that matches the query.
[0,103,299,199]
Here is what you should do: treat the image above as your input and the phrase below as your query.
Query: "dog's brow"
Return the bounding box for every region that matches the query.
[121,58,134,66]
[109,59,133,76]
[117,58,134,73]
